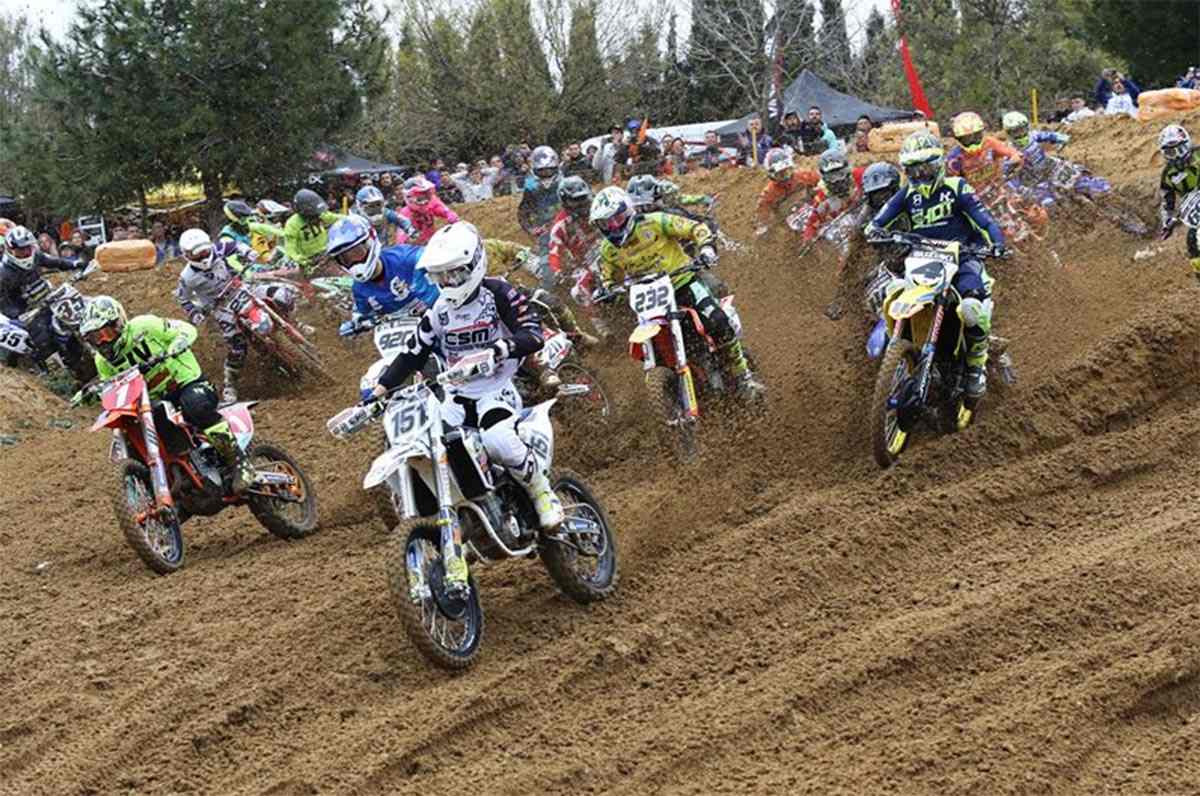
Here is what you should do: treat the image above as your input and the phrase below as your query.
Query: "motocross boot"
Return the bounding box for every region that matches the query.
[964,327,989,400]
[205,420,255,493]
[513,452,564,529]
[533,358,561,389]
[442,543,470,594]
[720,339,766,400]
[555,304,600,347]
[1191,257,1200,285]
[221,361,241,404]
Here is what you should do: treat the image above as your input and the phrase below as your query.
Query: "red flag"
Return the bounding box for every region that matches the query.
[891,0,934,119]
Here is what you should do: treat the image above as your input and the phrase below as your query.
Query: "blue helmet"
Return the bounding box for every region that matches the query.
[326,215,382,282]
[354,185,387,223]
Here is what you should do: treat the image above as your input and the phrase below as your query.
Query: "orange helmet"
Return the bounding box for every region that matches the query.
[952,111,987,152]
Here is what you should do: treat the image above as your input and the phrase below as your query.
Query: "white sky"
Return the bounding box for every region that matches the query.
[11,0,891,45]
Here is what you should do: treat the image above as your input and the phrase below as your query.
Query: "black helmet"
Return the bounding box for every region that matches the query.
[223,199,255,229]
[293,188,327,220]
[557,175,592,216]
[862,161,902,211]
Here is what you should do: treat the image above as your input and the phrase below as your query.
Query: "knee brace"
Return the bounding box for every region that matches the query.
[694,295,735,345]
[959,296,994,334]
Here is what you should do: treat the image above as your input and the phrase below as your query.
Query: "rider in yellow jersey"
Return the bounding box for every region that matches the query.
[589,186,764,398]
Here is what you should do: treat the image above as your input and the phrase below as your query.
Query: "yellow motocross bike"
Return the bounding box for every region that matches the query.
[868,232,1008,468]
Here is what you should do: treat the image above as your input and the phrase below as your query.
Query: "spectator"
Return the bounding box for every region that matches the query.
[1105,79,1138,118]
[853,115,873,152]
[592,125,624,183]
[616,117,661,178]
[69,230,92,259]
[698,130,726,170]
[1095,67,1141,109]
[560,142,594,180]
[585,144,598,163]
[449,162,501,203]
[111,226,128,242]
[426,158,445,189]
[379,172,393,195]
[37,232,58,257]
[739,115,771,166]
[797,106,840,155]
[1063,95,1097,124]
[667,138,690,176]
[775,111,802,150]
[660,134,674,158]
[1178,67,1199,89]
[149,220,180,264]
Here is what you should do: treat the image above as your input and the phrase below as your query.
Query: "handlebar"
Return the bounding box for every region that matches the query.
[866,231,1009,260]
[592,260,711,304]
[339,311,418,338]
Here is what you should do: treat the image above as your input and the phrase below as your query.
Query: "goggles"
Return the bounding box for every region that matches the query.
[408,192,431,205]
[906,160,941,184]
[1164,142,1191,162]
[1008,123,1029,141]
[184,245,213,263]
[8,243,33,259]
[534,167,558,180]
[429,264,472,288]
[335,241,370,269]
[85,324,119,347]
[956,131,984,150]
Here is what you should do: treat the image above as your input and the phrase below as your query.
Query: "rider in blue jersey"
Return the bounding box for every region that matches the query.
[325,216,440,337]
[866,131,1007,400]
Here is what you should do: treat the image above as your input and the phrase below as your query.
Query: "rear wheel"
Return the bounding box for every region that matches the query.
[114,460,185,574]
[645,366,698,460]
[246,440,319,539]
[871,339,916,469]
[388,523,484,670]
[540,469,619,604]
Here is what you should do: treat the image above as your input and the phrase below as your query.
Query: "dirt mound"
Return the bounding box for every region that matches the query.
[2,115,1198,794]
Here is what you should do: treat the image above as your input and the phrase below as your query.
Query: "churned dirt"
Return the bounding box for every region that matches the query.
[2,113,1199,795]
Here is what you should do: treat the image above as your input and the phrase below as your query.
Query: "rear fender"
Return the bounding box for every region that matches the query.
[680,307,718,351]
[220,401,257,449]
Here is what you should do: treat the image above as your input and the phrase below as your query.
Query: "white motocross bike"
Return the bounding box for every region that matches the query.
[328,350,619,670]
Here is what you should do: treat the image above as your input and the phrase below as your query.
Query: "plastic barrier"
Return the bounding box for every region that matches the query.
[96,239,157,273]
[868,120,942,153]
[1137,88,1200,122]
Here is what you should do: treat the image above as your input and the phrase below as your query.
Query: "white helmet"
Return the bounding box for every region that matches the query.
[419,222,486,308]
[530,145,560,189]
[180,228,215,270]
[589,186,638,246]
[1160,124,1192,167]
[326,215,382,282]
[3,225,37,270]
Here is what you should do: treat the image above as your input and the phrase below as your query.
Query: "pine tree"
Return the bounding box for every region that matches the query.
[817,0,852,89]
[1084,0,1197,87]
[559,1,610,141]
[778,0,816,81]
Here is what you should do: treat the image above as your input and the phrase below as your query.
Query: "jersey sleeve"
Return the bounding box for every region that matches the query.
[378,314,436,390]
[868,188,908,233]
[487,278,543,359]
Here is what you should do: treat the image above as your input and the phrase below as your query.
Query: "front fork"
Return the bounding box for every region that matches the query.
[138,389,175,513]
[668,314,700,420]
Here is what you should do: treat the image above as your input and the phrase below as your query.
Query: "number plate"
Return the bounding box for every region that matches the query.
[628,275,673,321]
[48,285,86,327]
[228,289,254,315]
[374,319,417,357]
[1179,191,1200,229]
[384,396,433,446]
[537,331,572,370]
[0,322,30,354]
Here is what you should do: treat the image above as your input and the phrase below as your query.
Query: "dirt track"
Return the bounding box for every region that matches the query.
[2,113,1199,795]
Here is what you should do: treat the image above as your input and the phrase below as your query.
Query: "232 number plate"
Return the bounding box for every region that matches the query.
[629,277,672,320]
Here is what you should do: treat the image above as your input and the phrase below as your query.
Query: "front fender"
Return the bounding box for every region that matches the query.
[885,285,938,321]
[363,442,426,490]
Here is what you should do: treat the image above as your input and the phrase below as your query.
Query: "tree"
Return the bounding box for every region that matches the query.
[688,0,768,120]
[1084,0,1198,88]
[777,0,816,83]
[816,0,852,90]
[8,0,388,225]
[559,2,611,141]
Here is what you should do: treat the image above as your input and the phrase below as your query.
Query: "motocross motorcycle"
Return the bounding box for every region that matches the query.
[342,308,431,532]
[327,350,618,670]
[213,276,331,384]
[868,233,1008,468]
[863,263,1017,388]
[1005,155,1149,238]
[598,261,754,458]
[975,181,1048,245]
[0,262,98,386]
[87,357,318,574]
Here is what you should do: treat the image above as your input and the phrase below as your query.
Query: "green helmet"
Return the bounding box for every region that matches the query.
[1002,111,1030,146]
[899,131,946,199]
[80,296,127,359]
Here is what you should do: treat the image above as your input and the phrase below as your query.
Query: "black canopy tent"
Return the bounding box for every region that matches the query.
[716,70,916,137]
[310,145,407,177]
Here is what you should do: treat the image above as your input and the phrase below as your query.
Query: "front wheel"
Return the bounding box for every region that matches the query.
[645,366,698,460]
[871,339,916,469]
[246,439,319,539]
[389,523,484,670]
[541,469,619,604]
[113,460,185,574]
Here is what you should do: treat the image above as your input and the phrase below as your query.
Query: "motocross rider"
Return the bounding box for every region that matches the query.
[590,186,766,398]
[517,146,563,288]
[755,148,820,237]
[1157,124,1200,283]
[0,224,93,383]
[175,228,298,403]
[396,176,459,245]
[945,111,1023,187]
[250,199,290,263]
[283,188,345,274]
[325,215,440,336]
[865,131,1007,400]
[353,184,416,244]
[801,149,868,243]
[546,176,607,342]
[372,221,566,594]
[77,296,255,492]
[627,174,730,299]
